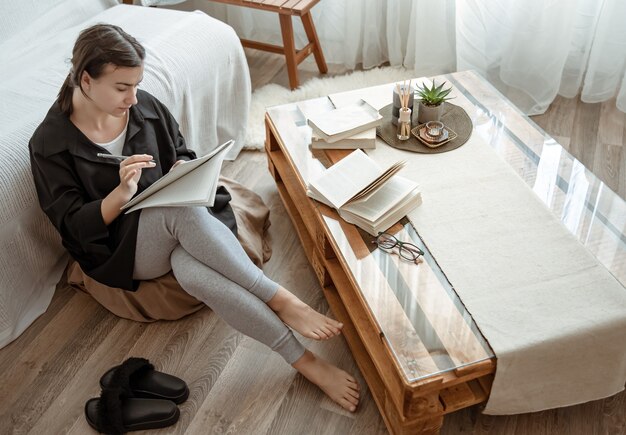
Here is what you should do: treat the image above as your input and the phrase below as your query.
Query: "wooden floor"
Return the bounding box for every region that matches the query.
[1,52,625,435]
[532,92,626,200]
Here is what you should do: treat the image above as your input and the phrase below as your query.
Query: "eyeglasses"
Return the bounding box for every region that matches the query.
[372,232,424,264]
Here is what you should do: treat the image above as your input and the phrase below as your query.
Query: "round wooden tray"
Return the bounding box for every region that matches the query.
[376,102,472,154]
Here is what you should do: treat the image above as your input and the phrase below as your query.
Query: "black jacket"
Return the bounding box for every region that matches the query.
[29,90,235,290]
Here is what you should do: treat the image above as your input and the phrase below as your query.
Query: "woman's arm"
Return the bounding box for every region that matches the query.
[30,151,110,252]
[30,149,155,247]
[100,154,155,225]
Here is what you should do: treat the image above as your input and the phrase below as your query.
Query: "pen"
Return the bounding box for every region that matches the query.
[97,153,156,164]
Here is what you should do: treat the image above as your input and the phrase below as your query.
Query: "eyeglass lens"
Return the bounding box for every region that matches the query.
[376,232,423,262]
[398,244,422,261]
[376,233,398,249]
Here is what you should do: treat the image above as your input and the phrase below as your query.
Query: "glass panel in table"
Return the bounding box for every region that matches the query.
[265,70,626,383]
[447,71,625,286]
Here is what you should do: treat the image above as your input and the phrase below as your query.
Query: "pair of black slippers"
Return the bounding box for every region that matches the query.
[85,357,189,434]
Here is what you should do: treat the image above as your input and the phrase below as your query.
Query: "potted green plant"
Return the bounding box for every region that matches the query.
[415,79,453,124]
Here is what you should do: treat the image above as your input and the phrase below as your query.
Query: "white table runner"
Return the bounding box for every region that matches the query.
[368,135,626,414]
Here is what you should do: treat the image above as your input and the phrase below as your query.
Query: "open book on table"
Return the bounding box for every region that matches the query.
[121,140,234,214]
[306,149,422,236]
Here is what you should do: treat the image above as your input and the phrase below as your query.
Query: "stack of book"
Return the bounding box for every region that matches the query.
[306,100,383,150]
[306,149,422,236]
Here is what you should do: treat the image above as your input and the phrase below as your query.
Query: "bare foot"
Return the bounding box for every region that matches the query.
[267,287,343,340]
[292,350,360,412]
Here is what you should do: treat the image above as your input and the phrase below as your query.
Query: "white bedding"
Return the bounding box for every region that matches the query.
[0,2,251,348]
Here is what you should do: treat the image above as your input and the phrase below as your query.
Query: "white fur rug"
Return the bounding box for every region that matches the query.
[245,66,418,150]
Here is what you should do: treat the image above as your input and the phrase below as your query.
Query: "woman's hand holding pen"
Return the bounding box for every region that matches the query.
[118,154,156,200]
[100,154,155,225]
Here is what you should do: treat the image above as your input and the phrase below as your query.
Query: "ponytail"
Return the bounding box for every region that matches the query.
[58,72,75,116]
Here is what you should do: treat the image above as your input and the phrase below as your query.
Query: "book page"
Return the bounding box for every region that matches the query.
[349,161,406,202]
[307,100,382,137]
[329,82,396,111]
[311,128,376,150]
[339,188,422,236]
[311,128,376,142]
[307,150,382,209]
[124,151,228,213]
[122,140,233,212]
[341,176,419,221]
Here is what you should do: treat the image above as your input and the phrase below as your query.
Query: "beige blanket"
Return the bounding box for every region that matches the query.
[68,177,272,322]
[368,136,626,414]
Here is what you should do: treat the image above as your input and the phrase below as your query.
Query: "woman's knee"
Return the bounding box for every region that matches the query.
[175,206,225,233]
[170,247,199,287]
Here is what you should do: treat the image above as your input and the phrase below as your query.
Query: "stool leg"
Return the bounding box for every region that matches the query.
[301,11,328,75]
[279,14,299,89]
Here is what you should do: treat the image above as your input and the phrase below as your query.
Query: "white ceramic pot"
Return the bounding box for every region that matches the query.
[417,102,444,124]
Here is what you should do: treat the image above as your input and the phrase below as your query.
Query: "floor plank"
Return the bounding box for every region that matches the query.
[532,96,624,200]
[1,49,625,435]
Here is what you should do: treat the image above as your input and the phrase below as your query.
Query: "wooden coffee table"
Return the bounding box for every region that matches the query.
[263,71,626,434]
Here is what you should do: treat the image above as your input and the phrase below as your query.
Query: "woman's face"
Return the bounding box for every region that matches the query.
[81,64,144,117]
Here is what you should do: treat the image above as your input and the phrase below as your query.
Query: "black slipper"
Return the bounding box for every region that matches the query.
[100,357,189,404]
[85,387,179,434]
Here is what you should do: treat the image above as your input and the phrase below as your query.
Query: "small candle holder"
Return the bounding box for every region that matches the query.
[425,121,444,139]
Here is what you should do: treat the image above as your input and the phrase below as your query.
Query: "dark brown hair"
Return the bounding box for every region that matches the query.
[58,24,145,115]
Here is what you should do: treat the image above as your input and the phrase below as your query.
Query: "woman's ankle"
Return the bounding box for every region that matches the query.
[267,286,294,312]
[291,349,315,371]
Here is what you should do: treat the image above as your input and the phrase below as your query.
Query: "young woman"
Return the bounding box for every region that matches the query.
[29,24,359,413]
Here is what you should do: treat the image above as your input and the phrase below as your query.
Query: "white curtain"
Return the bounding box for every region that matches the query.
[179,0,626,115]
[456,0,626,114]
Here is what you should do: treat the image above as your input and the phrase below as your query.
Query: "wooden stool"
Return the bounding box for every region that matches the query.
[208,0,328,89]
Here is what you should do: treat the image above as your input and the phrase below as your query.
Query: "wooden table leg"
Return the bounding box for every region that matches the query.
[279,14,299,89]
[301,11,328,75]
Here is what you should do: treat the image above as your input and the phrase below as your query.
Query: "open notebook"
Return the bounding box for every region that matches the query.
[122,140,233,213]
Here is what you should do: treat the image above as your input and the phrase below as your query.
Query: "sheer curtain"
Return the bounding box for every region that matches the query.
[456,0,626,114]
[181,0,626,115]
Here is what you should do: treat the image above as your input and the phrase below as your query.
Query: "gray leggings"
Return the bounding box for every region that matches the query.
[133,206,306,364]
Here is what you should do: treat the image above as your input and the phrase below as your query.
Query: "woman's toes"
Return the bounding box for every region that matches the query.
[329,320,343,330]
[347,388,360,400]
[320,325,335,338]
[345,393,359,406]
[315,328,330,340]
[340,398,357,412]
[326,324,341,335]
[309,330,322,340]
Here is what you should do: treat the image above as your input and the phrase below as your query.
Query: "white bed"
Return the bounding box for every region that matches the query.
[0,0,251,348]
